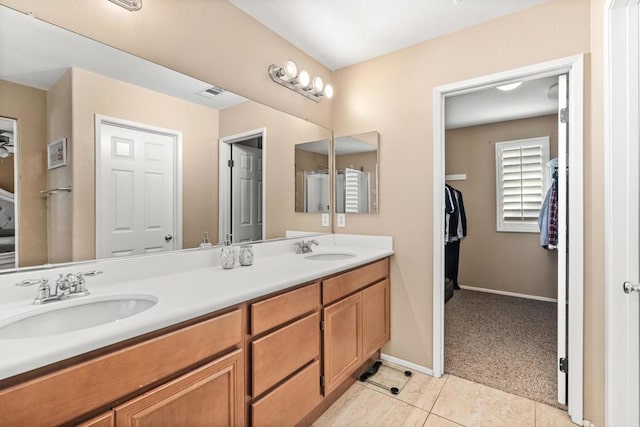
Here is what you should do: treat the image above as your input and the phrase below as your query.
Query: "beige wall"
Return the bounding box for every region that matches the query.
[331,0,595,421]
[445,115,558,299]
[71,68,219,259]
[219,101,332,238]
[295,149,329,213]
[0,79,47,267]
[0,0,332,129]
[47,70,73,264]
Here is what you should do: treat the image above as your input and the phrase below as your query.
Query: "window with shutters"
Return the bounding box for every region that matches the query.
[495,137,550,233]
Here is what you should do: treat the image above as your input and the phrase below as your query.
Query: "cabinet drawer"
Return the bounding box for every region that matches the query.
[251,282,319,335]
[323,258,389,305]
[252,312,320,397]
[252,360,322,427]
[0,308,243,427]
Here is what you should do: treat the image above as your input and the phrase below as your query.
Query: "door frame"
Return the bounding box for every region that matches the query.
[94,114,183,256]
[604,1,640,425]
[218,128,266,243]
[432,55,584,424]
[0,117,19,268]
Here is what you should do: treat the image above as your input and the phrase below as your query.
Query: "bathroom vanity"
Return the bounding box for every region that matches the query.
[0,234,392,426]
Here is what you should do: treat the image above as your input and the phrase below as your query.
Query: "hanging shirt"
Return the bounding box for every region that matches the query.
[445,185,467,244]
[538,160,558,250]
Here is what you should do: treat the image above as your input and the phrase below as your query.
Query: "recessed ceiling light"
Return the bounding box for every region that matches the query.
[496,82,523,91]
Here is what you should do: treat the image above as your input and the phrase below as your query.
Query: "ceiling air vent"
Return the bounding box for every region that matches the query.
[195,86,226,98]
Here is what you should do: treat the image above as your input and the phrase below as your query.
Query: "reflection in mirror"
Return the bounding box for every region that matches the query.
[294,140,330,213]
[335,131,379,214]
[0,118,16,271]
[0,5,331,271]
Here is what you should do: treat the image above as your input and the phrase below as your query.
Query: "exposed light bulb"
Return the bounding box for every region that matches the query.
[284,59,297,80]
[496,81,523,91]
[324,84,334,99]
[312,77,324,93]
[298,70,310,88]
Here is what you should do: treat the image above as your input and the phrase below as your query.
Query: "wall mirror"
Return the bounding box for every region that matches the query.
[294,139,330,213]
[335,131,379,214]
[0,5,331,272]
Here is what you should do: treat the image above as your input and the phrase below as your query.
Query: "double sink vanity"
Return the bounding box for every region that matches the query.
[0,233,392,426]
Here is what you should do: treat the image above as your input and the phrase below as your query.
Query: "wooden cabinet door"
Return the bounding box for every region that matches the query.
[78,411,114,427]
[323,292,362,395]
[115,349,243,427]
[362,279,391,360]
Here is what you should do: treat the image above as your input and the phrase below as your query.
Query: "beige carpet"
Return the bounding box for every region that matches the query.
[444,288,565,409]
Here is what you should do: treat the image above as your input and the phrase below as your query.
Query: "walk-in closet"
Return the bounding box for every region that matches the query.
[443,75,565,409]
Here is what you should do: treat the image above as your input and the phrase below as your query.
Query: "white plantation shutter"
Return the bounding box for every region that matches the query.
[496,137,550,232]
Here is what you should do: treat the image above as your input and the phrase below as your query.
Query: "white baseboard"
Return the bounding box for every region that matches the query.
[380,353,434,377]
[458,284,558,303]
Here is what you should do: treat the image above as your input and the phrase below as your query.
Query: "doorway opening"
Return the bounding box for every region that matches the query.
[433,55,584,425]
[0,117,17,270]
[218,128,266,244]
[444,76,561,408]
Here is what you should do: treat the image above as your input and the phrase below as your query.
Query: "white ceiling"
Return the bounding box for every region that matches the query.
[229,0,557,128]
[445,75,559,129]
[229,0,550,71]
[335,136,377,155]
[0,6,246,110]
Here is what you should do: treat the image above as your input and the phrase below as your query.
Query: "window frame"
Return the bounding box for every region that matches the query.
[495,136,550,233]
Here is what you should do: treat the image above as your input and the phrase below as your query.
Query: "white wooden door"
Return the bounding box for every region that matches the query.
[606,1,640,425]
[231,144,262,243]
[97,123,177,258]
[556,74,568,406]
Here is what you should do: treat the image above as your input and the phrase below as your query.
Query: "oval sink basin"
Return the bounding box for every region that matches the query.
[304,253,356,261]
[0,295,158,340]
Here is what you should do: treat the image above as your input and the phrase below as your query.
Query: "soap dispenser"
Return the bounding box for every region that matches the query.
[220,234,235,269]
[199,232,213,249]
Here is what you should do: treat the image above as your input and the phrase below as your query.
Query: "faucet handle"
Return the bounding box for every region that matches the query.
[15,277,48,287]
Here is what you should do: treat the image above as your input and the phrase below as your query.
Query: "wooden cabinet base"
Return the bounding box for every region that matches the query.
[115,349,244,427]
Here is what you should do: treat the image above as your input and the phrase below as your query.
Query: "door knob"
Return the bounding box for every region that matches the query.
[165,234,173,242]
[623,281,640,294]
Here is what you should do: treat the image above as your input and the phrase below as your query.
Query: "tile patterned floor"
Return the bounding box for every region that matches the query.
[313,366,575,427]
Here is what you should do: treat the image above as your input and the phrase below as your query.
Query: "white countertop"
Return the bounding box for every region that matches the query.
[0,234,392,380]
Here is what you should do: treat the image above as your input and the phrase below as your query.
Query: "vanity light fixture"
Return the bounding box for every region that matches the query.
[496,81,523,91]
[109,0,142,11]
[268,59,334,102]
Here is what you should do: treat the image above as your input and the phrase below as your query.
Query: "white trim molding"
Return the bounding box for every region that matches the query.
[457,285,558,303]
[432,55,584,425]
[380,353,434,376]
[604,1,640,426]
[218,128,267,244]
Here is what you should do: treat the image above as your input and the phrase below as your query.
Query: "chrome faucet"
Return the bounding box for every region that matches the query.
[294,239,319,254]
[15,270,103,305]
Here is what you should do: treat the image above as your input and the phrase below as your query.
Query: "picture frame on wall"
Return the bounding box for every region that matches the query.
[47,138,67,169]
